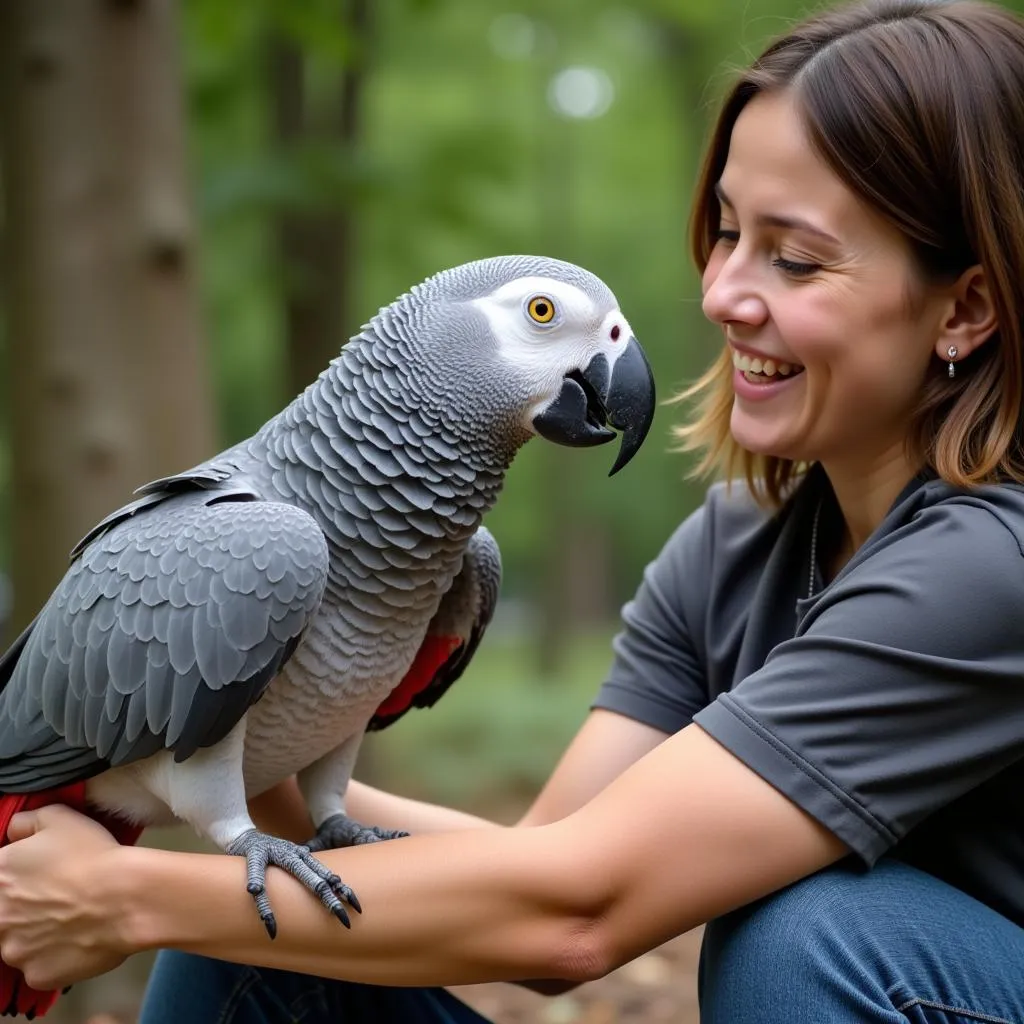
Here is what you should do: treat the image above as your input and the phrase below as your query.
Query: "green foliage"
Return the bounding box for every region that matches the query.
[0,315,8,583]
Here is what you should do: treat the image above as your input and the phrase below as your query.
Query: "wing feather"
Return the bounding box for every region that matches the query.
[0,484,328,792]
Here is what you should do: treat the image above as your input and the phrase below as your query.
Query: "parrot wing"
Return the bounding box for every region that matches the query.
[367,525,501,732]
[0,478,329,791]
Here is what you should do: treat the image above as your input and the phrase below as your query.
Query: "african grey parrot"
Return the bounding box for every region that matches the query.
[0,255,654,1014]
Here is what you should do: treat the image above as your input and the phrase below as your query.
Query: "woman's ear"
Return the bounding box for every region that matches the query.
[935,264,998,364]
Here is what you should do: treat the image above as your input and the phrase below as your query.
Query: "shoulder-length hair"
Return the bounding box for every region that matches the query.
[675,0,1024,505]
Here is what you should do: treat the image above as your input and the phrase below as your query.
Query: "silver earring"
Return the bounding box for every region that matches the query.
[947,345,958,378]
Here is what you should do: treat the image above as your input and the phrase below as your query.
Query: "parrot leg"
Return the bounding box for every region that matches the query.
[298,732,410,854]
[226,828,361,939]
[146,721,358,940]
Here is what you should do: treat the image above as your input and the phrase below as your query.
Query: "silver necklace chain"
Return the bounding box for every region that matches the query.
[807,499,822,600]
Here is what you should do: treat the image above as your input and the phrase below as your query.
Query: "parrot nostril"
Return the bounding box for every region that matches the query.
[610,325,621,341]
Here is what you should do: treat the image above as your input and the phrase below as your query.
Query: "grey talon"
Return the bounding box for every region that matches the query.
[306,813,411,852]
[228,828,358,934]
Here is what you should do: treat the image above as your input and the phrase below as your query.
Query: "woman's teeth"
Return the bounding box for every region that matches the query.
[731,351,803,381]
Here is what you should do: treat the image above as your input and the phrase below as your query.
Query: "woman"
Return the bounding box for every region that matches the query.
[3,0,1024,1020]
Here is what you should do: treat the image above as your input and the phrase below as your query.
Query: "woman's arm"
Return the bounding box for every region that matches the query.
[516,708,670,826]
[0,723,846,992]
[249,708,670,841]
[249,775,497,840]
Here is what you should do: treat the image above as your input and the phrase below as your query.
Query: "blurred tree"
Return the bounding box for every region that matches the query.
[0,0,216,640]
[268,0,372,400]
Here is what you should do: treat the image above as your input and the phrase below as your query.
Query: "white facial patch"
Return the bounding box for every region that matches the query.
[470,275,635,432]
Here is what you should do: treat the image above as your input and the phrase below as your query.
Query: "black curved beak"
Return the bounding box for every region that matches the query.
[531,336,656,475]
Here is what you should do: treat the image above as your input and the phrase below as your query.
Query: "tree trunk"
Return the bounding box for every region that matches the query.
[0,0,216,641]
[269,0,371,401]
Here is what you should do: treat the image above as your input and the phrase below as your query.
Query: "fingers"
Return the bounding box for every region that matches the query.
[9,804,81,841]
[7,805,116,845]
[5,810,41,842]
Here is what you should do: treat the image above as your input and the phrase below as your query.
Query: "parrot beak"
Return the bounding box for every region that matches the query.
[532,336,656,475]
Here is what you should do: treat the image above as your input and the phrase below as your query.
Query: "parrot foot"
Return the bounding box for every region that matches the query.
[226,828,361,940]
[305,813,410,852]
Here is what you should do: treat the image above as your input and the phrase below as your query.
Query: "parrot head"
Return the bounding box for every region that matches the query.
[407,255,657,476]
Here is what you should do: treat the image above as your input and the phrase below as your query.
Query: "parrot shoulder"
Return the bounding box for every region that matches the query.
[69,467,261,563]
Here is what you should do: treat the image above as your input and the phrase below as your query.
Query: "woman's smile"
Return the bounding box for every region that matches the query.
[730,345,806,401]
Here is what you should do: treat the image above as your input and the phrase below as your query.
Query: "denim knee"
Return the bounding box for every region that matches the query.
[701,859,892,992]
[699,859,1024,1024]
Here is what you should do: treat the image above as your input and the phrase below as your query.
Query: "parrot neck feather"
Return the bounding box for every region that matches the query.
[230,336,515,611]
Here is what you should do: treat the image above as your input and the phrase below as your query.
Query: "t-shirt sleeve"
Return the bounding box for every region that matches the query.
[694,500,1024,864]
[592,504,710,734]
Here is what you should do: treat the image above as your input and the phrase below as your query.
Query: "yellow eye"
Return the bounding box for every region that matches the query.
[527,295,556,324]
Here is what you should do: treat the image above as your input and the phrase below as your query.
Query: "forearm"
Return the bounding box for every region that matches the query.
[0,726,847,996]
[344,783,572,992]
[117,825,600,987]
[345,779,499,834]
[247,776,497,843]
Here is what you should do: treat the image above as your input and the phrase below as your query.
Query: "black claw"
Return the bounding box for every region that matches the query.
[348,891,363,915]
[230,828,361,936]
[354,827,409,845]
[307,814,409,851]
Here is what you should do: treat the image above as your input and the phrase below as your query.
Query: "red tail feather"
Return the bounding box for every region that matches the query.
[0,787,144,1019]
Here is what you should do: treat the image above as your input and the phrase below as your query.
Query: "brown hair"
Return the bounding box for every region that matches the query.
[675,0,1024,504]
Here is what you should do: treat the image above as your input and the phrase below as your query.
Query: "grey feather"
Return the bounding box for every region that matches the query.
[367,525,503,732]
[0,255,643,861]
[0,483,328,787]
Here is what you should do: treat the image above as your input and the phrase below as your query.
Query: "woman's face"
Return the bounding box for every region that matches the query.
[701,90,950,471]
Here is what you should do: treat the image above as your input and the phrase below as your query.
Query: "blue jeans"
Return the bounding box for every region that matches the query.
[139,860,1024,1023]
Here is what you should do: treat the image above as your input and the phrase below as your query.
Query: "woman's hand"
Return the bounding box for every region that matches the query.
[0,805,130,989]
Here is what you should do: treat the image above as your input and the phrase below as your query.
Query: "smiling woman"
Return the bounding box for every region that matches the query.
[694,89,988,492]
[2,1,1024,1023]
[678,0,1023,509]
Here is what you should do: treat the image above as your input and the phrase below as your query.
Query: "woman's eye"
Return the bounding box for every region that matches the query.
[772,256,820,276]
[711,228,821,275]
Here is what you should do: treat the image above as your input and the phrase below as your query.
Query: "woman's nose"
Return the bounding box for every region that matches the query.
[701,255,769,327]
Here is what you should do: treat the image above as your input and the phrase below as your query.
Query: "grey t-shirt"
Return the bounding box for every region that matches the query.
[593,464,1024,927]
